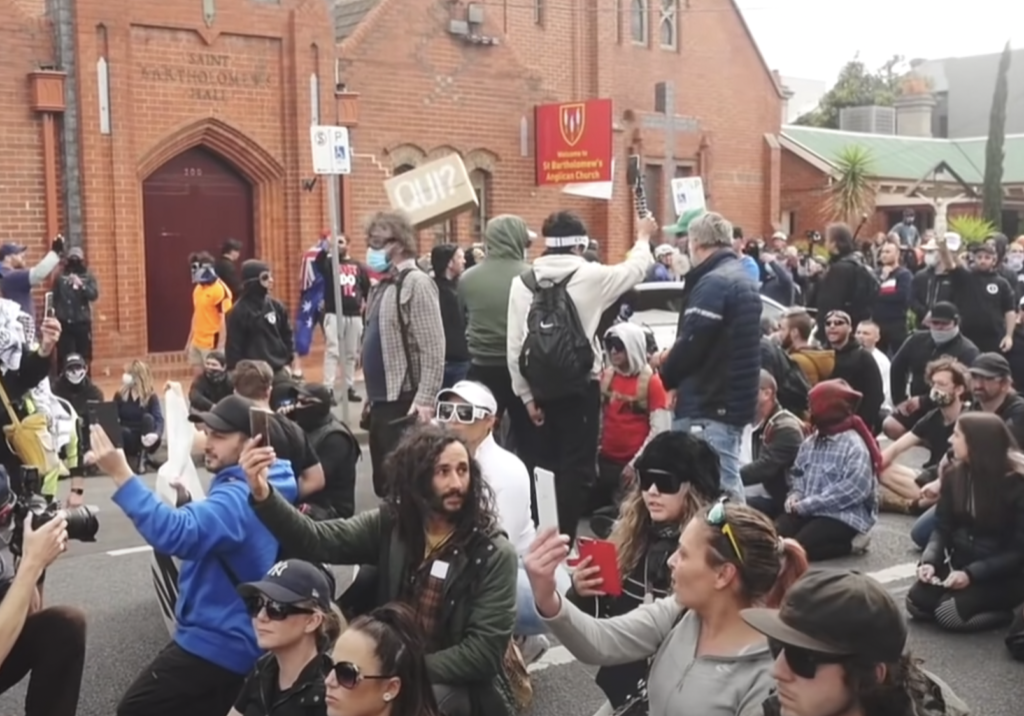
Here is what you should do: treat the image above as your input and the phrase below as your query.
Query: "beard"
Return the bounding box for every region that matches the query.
[430,488,467,517]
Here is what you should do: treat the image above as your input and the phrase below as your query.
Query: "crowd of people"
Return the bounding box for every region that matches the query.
[3,204,1023,716]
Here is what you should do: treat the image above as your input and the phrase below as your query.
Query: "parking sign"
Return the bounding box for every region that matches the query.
[310,125,352,175]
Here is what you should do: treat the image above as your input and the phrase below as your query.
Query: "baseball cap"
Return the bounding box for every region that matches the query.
[970,352,1011,379]
[436,380,498,414]
[664,208,705,236]
[970,241,996,255]
[64,353,86,370]
[295,382,336,406]
[929,301,959,323]
[0,243,26,261]
[771,231,787,241]
[237,559,333,612]
[654,244,675,258]
[742,569,907,663]
[188,394,256,435]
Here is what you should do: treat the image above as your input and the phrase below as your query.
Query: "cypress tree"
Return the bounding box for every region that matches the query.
[982,42,1012,228]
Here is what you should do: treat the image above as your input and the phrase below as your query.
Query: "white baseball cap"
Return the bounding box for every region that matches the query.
[435,380,498,414]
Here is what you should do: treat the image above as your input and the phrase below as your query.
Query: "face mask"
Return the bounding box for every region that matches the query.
[191,264,218,284]
[206,369,226,382]
[930,387,956,407]
[1009,256,1024,272]
[924,252,938,268]
[367,247,390,273]
[122,373,134,387]
[930,327,959,344]
[66,369,85,385]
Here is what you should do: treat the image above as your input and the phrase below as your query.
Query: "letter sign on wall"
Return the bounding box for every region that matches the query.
[383,154,479,229]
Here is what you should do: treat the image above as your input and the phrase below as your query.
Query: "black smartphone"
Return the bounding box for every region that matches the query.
[43,292,55,319]
[86,401,123,449]
[249,407,273,446]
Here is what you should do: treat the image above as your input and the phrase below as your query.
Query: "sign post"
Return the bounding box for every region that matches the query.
[310,125,352,425]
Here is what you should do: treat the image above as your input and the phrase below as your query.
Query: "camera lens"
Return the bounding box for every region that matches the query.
[64,506,99,543]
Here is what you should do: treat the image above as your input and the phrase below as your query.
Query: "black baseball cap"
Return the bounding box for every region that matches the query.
[929,302,959,323]
[188,394,256,435]
[970,242,997,255]
[237,559,333,612]
[970,352,1011,379]
[295,382,336,406]
[741,569,907,663]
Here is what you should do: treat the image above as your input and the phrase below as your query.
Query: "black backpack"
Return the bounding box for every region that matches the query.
[518,269,595,402]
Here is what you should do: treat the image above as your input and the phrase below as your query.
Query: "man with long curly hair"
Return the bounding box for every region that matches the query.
[242,423,520,716]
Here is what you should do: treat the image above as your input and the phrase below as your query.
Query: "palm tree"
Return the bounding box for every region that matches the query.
[827,145,877,224]
[949,215,997,245]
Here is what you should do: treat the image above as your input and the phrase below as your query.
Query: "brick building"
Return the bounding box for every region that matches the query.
[2,0,783,376]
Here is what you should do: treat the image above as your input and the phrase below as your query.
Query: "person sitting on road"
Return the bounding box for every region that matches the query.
[52,352,103,422]
[114,359,164,474]
[325,603,442,716]
[243,424,521,716]
[89,395,300,716]
[908,412,1024,633]
[525,501,808,716]
[187,350,233,412]
[777,380,879,561]
[743,371,805,519]
[229,559,345,716]
[565,431,722,715]
[743,569,970,716]
[879,357,969,515]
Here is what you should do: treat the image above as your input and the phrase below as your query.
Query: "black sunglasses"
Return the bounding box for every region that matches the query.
[824,319,848,327]
[638,468,685,495]
[243,595,314,621]
[768,638,849,679]
[604,337,626,353]
[331,660,394,689]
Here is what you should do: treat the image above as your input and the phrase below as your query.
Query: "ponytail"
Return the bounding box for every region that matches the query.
[765,538,809,608]
[316,603,347,652]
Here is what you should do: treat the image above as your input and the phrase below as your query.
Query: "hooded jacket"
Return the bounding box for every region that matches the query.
[225,264,294,372]
[788,346,835,387]
[112,460,299,675]
[431,244,469,363]
[458,215,530,367]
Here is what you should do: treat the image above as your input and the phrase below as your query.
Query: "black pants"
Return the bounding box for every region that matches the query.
[589,455,628,514]
[776,513,858,561]
[535,381,601,544]
[56,321,93,365]
[117,642,245,716]
[0,606,86,716]
[123,414,161,459]
[433,684,472,716]
[748,493,784,520]
[907,566,1024,632]
[877,321,907,357]
[368,398,415,497]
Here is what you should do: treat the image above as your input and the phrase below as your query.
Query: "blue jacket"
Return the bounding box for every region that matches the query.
[112,460,298,674]
[661,249,762,426]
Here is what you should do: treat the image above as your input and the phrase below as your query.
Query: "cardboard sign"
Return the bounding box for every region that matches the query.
[670,176,706,217]
[535,98,613,186]
[384,154,478,229]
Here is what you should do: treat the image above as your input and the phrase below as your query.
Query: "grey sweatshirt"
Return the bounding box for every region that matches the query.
[544,596,774,716]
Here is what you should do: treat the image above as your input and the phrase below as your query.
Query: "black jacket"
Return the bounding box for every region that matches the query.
[434,278,469,362]
[890,330,979,406]
[52,267,99,325]
[911,267,956,324]
[225,290,294,372]
[52,376,104,421]
[922,467,1024,583]
[187,372,234,412]
[301,417,360,519]
[214,256,241,298]
[741,406,804,505]
[830,341,884,432]
[814,253,869,334]
[233,652,329,716]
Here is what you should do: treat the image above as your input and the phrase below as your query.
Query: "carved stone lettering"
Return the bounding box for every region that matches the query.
[138,52,272,101]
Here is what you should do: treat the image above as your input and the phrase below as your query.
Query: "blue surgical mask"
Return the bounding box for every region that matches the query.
[367,247,390,273]
[930,327,959,345]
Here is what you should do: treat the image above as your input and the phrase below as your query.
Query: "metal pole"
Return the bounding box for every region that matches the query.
[326,173,350,425]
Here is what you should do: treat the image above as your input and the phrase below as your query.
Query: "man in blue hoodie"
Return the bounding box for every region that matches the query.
[87,394,298,716]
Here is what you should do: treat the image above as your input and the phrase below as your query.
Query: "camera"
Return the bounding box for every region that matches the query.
[7,466,99,557]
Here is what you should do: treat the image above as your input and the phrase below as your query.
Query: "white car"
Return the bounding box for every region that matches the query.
[621,281,790,351]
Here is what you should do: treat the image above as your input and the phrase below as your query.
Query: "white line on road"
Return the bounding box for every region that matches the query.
[528,561,919,674]
[106,545,153,557]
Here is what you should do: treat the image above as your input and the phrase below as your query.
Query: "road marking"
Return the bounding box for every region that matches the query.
[527,562,919,674]
[106,545,153,557]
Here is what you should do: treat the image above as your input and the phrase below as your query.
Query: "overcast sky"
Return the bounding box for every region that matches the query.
[735,0,1019,84]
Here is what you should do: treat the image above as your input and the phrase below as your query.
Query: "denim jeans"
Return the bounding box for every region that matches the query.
[911,506,937,549]
[672,418,745,502]
[442,360,471,389]
[515,561,572,636]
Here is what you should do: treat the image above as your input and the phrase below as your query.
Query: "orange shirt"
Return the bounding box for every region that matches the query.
[191,280,233,349]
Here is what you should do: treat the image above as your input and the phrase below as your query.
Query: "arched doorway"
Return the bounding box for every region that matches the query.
[142,147,254,353]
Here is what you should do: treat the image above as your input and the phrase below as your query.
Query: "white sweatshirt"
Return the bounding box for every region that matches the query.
[474,433,535,555]
[506,242,653,404]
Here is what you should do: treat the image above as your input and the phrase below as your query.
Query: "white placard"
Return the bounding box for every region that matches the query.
[310,125,352,175]
[670,176,706,216]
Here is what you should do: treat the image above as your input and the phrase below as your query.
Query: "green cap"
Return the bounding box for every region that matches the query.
[665,208,705,236]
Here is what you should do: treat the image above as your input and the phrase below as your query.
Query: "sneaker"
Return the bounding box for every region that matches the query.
[850,533,871,554]
[515,634,550,665]
[347,388,362,403]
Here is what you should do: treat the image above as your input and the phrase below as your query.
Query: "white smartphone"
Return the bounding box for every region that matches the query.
[534,467,560,534]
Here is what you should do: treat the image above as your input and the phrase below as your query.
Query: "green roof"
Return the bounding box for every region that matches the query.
[781,126,1024,184]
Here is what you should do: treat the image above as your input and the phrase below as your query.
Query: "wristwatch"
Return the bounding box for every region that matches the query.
[71,488,84,496]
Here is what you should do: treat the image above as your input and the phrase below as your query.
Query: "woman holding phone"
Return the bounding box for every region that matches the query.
[566,432,722,713]
[526,500,808,716]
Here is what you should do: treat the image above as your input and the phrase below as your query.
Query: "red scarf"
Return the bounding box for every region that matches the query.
[809,380,884,476]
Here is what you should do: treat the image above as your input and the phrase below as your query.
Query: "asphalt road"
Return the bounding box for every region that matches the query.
[2,447,1023,716]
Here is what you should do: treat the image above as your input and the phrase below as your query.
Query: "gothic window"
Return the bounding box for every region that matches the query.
[470,169,491,240]
[659,0,678,50]
[631,0,648,45]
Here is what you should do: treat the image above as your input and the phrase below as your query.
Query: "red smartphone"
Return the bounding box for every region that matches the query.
[576,537,623,597]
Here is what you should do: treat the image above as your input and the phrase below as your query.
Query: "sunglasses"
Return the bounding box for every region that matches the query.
[435,401,491,424]
[638,468,685,495]
[824,319,848,328]
[706,498,744,564]
[330,660,394,689]
[768,638,849,679]
[604,338,626,353]
[243,595,314,621]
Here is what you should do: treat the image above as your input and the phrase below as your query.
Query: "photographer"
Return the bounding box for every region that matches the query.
[0,492,86,716]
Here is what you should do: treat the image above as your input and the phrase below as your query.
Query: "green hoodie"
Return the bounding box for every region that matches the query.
[458,214,530,366]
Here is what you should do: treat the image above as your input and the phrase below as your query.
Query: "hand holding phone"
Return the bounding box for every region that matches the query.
[249,407,273,446]
[534,468,559,534]
[577,537,622,597]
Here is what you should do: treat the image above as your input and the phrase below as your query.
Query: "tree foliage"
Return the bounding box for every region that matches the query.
[982,42,1012,228]
[828,145,877,223]
[949,215,998,245]
[796,54,906,129]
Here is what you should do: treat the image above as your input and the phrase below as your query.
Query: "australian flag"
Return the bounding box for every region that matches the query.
[295,240,327,357]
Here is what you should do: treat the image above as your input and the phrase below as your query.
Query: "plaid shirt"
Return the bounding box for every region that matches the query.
[789,430,878,534]
[365,261,445,406]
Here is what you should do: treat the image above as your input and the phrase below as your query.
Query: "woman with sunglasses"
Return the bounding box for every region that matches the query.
[525,500,809,716]
[568,431,721,713]
[230,559,345,716]
[326,603,441,716]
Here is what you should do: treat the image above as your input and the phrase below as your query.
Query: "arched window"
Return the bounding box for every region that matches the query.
[470,168,491,240]
[393,163,414,175]
[659,0,678,49]
[631,0,648,45]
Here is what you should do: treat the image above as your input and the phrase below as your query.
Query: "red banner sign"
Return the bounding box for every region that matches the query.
[535,98,613,186]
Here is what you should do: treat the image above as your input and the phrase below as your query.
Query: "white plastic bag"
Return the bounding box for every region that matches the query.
[150,382,206,636]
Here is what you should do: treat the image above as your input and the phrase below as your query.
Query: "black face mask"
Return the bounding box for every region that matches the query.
[206,370,226,382]
[291,402,330,429]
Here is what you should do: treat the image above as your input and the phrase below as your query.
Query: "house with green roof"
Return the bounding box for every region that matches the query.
[778,124,1024,239]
